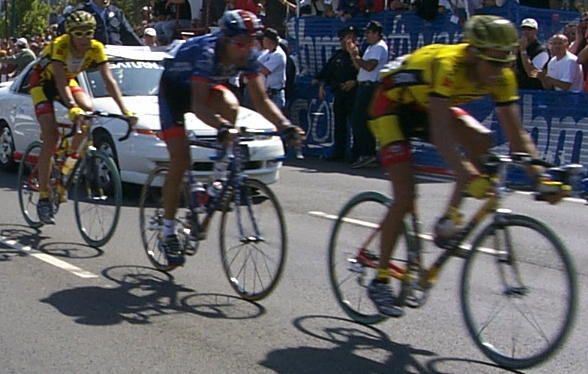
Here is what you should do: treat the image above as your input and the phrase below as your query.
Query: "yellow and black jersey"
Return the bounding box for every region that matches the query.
[33,34,108,83]
[379,43,518,107]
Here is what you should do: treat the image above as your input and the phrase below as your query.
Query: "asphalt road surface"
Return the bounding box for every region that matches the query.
[1,158,586,374]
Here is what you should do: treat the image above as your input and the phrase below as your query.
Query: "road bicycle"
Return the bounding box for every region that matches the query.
[328,153,577,369]
[17,111,133,247]
[139,128,287,301]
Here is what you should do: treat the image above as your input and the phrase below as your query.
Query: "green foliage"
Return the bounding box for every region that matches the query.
[19,0,52,38]
[0,0,146,39]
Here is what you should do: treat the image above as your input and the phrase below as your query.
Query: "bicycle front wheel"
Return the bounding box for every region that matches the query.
[18,141,60,228]
[328,191,410,325]
[460,214,577,369]
[73,151,122,247]
[219,178,287,301]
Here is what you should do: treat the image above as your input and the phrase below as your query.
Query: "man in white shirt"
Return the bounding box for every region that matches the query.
[347,20,388,168]
[537,34,584,92]
[258,27,287,109]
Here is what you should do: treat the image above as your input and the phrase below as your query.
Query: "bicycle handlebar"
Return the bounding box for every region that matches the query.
[62,110,135,142]
[83,111,135,141]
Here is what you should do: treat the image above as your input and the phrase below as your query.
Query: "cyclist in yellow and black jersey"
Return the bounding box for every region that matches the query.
[365,15,568,317]
[31,10,135,225]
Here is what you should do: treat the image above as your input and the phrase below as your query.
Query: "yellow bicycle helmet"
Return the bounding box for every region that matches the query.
[464,15,518,62]
[65,10,97,33]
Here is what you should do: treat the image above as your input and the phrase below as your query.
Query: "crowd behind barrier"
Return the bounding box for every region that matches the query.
[286,1,588,196]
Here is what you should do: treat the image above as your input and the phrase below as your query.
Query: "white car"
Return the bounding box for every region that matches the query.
[0,45,284,185]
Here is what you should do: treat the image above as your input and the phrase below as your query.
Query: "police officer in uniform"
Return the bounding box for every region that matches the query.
[80,0,143,46]
[315,25,359,161]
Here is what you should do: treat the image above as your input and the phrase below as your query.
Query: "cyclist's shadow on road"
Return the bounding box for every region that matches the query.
[259,315,523,374]
[40,265,265,325]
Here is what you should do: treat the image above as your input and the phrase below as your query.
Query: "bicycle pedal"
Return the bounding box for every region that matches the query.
[346,258,364,272]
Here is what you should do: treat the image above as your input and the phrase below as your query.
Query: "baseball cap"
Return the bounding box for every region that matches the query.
[520,18,538,30]
[365,20,383,34]
[337,25,357,38]
[144,27,156,37]
[16,38,28,48]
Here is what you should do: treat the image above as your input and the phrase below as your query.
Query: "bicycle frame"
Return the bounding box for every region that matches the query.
[185,130,282,242]
[355,158,513,292]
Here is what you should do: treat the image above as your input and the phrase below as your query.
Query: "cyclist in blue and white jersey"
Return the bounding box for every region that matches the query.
[158,10,303,266]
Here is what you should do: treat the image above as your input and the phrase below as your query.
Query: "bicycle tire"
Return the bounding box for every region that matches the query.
[17,141,60,228]
[328,191,411,325]
[73,150,122,247]
[139,167,192,272]
[460,214,577,369]
[219,178,287,301]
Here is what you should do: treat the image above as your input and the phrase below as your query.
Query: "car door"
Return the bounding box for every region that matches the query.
[10,66,40,153]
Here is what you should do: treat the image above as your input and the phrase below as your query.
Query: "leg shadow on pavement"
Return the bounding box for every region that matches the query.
[40,265,264,326]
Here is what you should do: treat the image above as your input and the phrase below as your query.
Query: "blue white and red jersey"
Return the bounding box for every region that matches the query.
[162,32,261,84]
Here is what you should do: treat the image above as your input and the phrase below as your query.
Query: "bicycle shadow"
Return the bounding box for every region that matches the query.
[259,315,523,374]
[37,241,103,259]
[40,265,265,326]
[0,223,45,261]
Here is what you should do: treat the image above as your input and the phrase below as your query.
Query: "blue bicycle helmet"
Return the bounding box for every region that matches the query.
[220,10,263,38]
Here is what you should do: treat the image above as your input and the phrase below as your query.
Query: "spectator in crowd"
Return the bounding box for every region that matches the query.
[153,0,192,45]
[299,0,327,16]
[0,49,13,82]
[229,0,262,14]
[77,0,143,45]
[516,18,550,89]
[338,0,362,19]
[263,0,296,35]
[537,34,584,91]
[563,21,577,45]
[0,38,36,77]
[347,20,388,168]
[315,25,358,161]
[258,28,288,109]
[570,12,588,54]
[143,27,158,46]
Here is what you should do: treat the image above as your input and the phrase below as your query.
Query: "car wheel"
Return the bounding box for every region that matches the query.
[94,131,119,168]
[0,122,17,171]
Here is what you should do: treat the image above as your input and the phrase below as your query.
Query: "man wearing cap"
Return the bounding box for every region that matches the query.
[143,27,158,46]
[516,18,549,90]
[0,38,36,77]
[347,20,388,168]
[315,25,359,161]
[258,27,287,109]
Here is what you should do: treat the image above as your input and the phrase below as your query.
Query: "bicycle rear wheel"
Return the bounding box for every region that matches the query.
[328,191,411,325]
[17,141,60,228]
[460,214,577,369]
[139,167,193,272]
[73,151,122,247]
[219,178,286,301]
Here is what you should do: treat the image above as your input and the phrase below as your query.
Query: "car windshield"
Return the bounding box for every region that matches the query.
[86,60,164,97]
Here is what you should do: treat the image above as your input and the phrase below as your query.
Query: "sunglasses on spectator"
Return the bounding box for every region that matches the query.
[70,29,95,38]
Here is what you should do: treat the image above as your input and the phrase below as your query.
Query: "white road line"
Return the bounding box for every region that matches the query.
[0,235,98,279]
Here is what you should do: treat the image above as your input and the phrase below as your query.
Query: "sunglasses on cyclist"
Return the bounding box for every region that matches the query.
[229,38,253,49]
[70,29,95,38]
